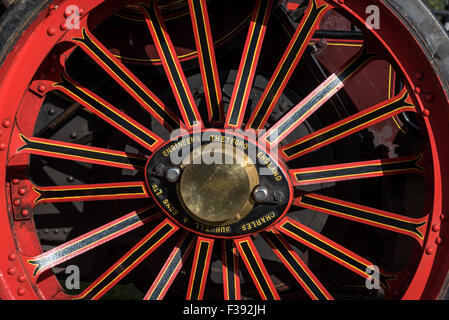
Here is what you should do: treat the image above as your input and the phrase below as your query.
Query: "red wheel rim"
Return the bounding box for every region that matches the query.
[0,0,448,300]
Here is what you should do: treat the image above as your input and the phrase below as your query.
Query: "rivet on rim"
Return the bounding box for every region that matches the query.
[414,86,422,94]
[47,28,56,36]
[17,288,26,296]
[432,224,440,232]
[425,247,435,255]
[425,93,435,102]
[7,267,16,276]
[415,71,425,80]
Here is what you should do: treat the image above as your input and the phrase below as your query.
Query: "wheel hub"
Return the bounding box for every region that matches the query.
[144,130,293,238]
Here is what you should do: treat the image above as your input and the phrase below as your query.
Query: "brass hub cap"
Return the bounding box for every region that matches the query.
[178,143,258,225]
[145,130,293,238]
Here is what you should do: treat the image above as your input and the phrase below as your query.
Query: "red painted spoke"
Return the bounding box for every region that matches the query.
[75,219,178,300]
[54,73,164,152]
[144,231,195,300]
[26,206,162,279]
[277,218,393,288]
[235,237,280,300]
[31,181,149,205]
[262,231,333,300]
[186,237,214,300]
[222,240,241,300]
[188,0,224,124]
[290,154,424,185]
[245,0,330,130]
[225,0,273,129]
[141,2,202,130]
[261,47,375,147]
[71,28,181,131]
[16,135,147,170]
[295,193,427,244]
[281,88,416,161]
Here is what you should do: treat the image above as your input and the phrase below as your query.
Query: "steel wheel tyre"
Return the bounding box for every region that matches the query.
[0,0,448,300]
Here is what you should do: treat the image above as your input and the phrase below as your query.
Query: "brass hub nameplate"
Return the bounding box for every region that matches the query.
[179,143,258,225]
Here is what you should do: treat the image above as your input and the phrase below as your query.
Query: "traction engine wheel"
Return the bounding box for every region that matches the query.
[0,0,449,300]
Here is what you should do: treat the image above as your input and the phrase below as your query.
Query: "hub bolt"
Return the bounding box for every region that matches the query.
[252,186,269,203]
[165,167,182,183]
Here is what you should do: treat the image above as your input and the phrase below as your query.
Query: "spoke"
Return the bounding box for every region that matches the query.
[141,2,202,130]
[234,237,280,300]
[71,28,181,131]
[188,0,224,124]
[281,89,416,161]
[76,219,178,300]
[295,193,427,244]
[31,181,149,205]
[27,206,162,278]
[186,237,214,300]
[144,231,195,300]
[16,135,147,170]
[54,73,164,152]
[222,240,241,300]
[225,0,274,129]
[245,0,330,130]
[262,231,333,300]
[261,47,376,147]
[277,218,394,288]
[290,154,424,185]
